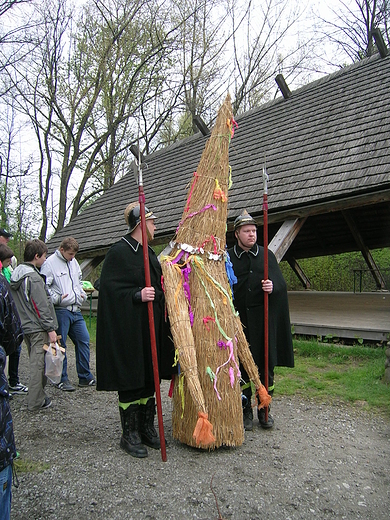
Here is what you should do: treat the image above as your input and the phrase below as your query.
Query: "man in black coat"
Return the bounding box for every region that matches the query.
[228,210,294,431]
[96,203,174,458]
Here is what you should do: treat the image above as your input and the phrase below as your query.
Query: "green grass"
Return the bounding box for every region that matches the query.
[275,338,390,415]
[84,316,390,415]
[14,458,50,473]
[84,315,97,347]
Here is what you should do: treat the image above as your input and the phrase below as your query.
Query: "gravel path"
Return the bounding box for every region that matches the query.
[9,344,390,520]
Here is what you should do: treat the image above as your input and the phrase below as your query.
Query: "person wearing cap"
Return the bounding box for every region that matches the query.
[40,237,96,391]
[228,210,294,430]
[0,228,12,245]
[96,202,174,459]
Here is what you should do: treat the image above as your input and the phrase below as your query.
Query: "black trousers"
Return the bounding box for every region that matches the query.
[118,385,155,403]
[8,344,21,387]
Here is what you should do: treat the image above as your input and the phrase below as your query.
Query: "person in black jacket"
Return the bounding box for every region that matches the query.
[0,271,23,519]
[0,243,28,397]
[96,203,174,458]
[228,210,294,431]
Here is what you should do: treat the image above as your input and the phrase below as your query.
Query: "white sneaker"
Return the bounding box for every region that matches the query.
[9,383,28,395]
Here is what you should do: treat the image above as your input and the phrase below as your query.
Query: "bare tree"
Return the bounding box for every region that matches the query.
[5,0,185,238]
[1,0,324,239]
[0,98,33,230]
[382,0,390,42]
[174,0,233,132]
[0,0,32,16]
[0,0,40,233]
[162,0,316,135]
[314,0,390,65]
[0,1,43,86]
[229,0,315,114]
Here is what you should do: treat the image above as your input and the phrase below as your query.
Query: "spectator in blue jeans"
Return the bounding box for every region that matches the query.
[41,237,95,392]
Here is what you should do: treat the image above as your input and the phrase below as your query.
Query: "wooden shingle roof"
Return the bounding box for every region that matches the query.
[48,53,390,260]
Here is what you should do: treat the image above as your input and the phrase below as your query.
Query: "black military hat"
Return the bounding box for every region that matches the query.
[233,210,257,231]
[124,202,156,233]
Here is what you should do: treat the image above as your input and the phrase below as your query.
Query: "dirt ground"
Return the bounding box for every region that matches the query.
[9,345,390,520]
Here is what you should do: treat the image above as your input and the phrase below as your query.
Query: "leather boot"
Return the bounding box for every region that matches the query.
[258,405,274,429]
[119,405,148,458]
[242,388,253,431]
[139,398,160,449]
[257,388,274,429]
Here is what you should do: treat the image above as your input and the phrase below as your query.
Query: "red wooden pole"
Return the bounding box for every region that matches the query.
[263,165,269,422]
[138,178,167,462]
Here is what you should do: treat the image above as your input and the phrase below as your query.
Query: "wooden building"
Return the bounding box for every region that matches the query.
[48,52,390,290]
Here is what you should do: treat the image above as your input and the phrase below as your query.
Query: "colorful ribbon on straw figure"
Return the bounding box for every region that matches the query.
[184,171,199,212]
[181,265,194,326]
[176,204,217,233]
[213,179,227,202]
[256,384,272,410]
[227,117,238,139]
[212,339,241,400]
[192,412,215,446]
[203,316,215,331]
[228,165,233,189]
[225,251,237,294]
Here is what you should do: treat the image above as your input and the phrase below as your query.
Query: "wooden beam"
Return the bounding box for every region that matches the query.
[342,209,386,289]
[77,248,110,261]
[269,217,307,262]
[79,256,105,279]
[286,256,311,289]
[226,189,390,231]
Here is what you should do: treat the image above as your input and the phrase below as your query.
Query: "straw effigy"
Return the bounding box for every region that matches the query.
[161,94,270,449]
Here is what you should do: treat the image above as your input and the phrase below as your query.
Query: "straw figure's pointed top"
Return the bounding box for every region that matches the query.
[175,94,236,253]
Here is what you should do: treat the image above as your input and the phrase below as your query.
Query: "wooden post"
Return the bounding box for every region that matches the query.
[263,164,269,422]
[136,151,167,462]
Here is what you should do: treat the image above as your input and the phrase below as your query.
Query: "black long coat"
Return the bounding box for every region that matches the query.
[228,243,294,379]
[96,234,173,392]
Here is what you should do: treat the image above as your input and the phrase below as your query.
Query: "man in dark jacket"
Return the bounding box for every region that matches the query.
[96,203,174,459]
[0,242,28,396]
[0,271,23,519]
[228,210,294,430]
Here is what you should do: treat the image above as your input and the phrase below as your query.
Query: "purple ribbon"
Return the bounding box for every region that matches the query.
[182,265,194,326]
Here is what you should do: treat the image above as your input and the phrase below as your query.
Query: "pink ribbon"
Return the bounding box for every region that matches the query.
[213,340,241,400]
[176,204,217,233]
[203,316,215,331]
[184,171,199,213]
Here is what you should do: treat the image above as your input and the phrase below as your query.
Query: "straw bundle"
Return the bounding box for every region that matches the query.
[161,94,270,449]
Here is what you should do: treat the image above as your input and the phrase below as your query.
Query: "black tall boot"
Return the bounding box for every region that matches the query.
[139,398,160,449]
[257,389,274,429]
[258,406,274,429]
[242,387,253,431]
[119,405,148,458]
